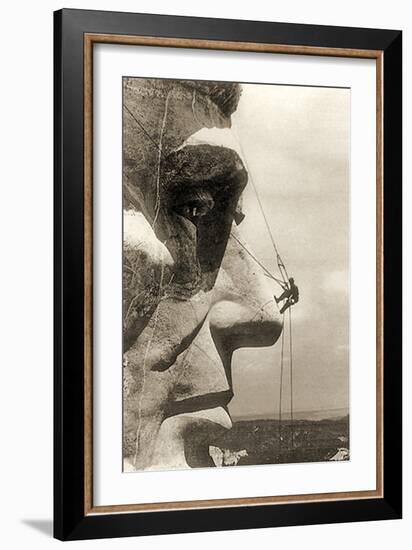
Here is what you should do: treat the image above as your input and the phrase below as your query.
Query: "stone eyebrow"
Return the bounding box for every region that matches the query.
[162,144,248,196]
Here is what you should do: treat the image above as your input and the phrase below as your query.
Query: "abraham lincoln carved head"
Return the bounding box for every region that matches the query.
[122,78,283,471]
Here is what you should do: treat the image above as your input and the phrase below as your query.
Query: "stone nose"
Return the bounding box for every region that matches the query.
[210,299,282,351]
[209,230,283,351]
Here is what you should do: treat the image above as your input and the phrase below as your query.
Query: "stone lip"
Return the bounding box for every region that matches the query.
[178,405,233,430]
[165,390,234,418]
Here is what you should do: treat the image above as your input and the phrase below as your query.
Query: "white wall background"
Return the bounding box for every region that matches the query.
[0,1,408,548]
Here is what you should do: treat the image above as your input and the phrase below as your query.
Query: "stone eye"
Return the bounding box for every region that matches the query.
[175,189,215,220]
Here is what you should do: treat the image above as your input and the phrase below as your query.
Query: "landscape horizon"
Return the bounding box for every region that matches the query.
[207,414,350,467]
[231,407,349,422]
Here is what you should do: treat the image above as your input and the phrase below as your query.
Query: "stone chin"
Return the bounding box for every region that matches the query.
[124,406,232,472]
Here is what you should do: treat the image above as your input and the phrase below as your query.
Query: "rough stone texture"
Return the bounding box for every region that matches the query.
[122,78,283,471]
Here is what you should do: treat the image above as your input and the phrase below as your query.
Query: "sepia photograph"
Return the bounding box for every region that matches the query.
[51,9,401,540]
[122,77,350,473]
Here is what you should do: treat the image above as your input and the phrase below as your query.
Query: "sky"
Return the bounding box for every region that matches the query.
[227,83,350,419]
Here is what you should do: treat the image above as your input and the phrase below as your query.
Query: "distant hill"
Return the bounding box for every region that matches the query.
[209,415,350,467]
[232,407,349,422]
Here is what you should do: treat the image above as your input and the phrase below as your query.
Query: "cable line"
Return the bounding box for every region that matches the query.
[289,307,294,449]
[278,316,285,452]
[231,126,296,457]
[231,125,289,285]
[230,232,285,288]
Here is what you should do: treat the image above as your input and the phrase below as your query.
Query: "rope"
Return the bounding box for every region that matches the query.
[231,124,289,285]
[278,308,295,455]
[230,233,285,288]
[289,307,294,449]
[133,264,165,467]
[124,104,162,154]
[152,91,171,228]
[231,127,297,456]
[277,255,290,286]
[278,317,285,451]
[231,127,297,457]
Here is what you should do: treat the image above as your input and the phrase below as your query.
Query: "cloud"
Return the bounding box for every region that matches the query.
[228,83,350,415]
[322,270,349,295]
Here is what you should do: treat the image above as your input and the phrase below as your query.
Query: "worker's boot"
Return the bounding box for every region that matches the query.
[279,302,289,314]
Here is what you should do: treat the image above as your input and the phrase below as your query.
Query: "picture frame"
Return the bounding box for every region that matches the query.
[54,8,402,541]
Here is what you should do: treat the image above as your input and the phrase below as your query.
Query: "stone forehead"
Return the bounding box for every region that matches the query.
[123,77,242,117]
[180,80,242,117]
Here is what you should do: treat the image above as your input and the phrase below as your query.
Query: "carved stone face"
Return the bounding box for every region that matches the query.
[122,79,283,471]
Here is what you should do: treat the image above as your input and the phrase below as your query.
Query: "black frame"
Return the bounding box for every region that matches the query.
[54,8,402,541]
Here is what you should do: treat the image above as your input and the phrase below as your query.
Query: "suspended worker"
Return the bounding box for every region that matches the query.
[275,277,299,314]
